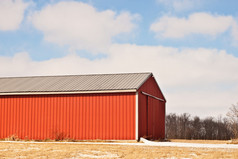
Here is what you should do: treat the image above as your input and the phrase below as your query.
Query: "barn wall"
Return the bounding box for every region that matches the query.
[138,76,166,140]
[0,93,136,140]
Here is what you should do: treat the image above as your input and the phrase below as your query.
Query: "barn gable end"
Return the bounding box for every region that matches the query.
[137,75,166,140]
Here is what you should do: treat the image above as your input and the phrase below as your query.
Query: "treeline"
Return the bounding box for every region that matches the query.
[166,112,237,140]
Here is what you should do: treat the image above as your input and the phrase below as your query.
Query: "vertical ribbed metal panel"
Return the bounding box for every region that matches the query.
[138,76,165,140]
[0,93,136,140]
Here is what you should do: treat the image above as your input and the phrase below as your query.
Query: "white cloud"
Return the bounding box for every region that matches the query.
[1,45,238,117]
[157,0,202,12]
[150,12,235,38]
[30,1,139,53]
[231,21,238,44]
[168,88,238,117]
[0,0,29,31]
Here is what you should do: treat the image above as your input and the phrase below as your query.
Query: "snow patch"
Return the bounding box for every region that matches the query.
[140,138,238,149]
[1,139,238,149]
[0,149,8,151]
[75,150,119,158]
[160,157,191,159]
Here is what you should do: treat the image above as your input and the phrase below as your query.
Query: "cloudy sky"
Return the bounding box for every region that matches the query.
[0,0,238,118]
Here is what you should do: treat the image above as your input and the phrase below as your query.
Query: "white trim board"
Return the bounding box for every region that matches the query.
[0,89,137,96]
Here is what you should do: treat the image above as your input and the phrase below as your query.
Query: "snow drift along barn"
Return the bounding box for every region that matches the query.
[0,73,166,140]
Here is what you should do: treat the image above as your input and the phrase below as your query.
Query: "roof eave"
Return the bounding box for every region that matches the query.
[0,89,137,96]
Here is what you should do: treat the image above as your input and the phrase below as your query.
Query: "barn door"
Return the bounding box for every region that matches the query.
[147,96,159,139]
[142,92,165,139]
[143,92,164,140]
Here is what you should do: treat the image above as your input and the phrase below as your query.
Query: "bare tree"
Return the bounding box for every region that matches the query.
[191,116,201,139]
[226,103,238,138]
[203,117,216,139]
[166,113,178,139]
[179,113,191,139]
[166,112,234,140]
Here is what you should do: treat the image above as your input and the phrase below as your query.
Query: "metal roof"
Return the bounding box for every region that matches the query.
[0,73,152,95]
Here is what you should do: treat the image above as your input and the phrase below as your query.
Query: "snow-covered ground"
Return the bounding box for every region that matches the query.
[75,150,119,158]
[2,138,238,149]
[140,138,238,149]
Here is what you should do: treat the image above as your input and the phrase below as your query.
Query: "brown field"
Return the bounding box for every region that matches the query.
[0,141,238,159]
[170,139,230,144]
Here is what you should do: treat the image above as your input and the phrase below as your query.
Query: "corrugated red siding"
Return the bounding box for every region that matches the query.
[138,76,166,140]
[0,93,136,140]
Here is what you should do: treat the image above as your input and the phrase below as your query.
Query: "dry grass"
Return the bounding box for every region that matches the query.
[3,134,20,141]
[1,134,139,143]
[170,139,229,144]
[229,138,238,144]
[0,141,238,159]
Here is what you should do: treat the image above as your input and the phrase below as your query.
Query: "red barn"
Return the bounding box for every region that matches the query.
[0,73,166,140]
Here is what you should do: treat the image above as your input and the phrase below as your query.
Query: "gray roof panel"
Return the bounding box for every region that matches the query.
[0,73,152,94]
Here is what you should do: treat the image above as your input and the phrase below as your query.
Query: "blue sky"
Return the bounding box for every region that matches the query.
[0,0,238,118]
